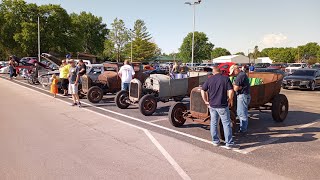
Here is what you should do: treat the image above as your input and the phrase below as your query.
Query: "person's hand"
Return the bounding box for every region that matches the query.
[228,98,234,108]
[74,81,78,85]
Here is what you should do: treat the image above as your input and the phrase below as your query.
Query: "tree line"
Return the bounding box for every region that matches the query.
[1,0,319,64]
[0,0,159,62]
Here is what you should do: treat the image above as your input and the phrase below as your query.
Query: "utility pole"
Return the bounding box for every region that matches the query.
[130,29,133,62]
[185,0,201,69]
[38,16,41,62]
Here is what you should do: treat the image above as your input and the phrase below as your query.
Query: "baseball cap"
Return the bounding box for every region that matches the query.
[229,65,238,75]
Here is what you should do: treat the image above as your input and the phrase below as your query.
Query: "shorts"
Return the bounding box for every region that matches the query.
[61,78,69,90]
[68,83,78,95]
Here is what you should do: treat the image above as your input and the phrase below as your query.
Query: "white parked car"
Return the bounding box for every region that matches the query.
[285,63,307,74]
[0,66,9,74]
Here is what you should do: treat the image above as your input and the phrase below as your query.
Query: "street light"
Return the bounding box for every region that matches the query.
[185,0,201,68]
[38,15,41,62]
[129,29,133,62]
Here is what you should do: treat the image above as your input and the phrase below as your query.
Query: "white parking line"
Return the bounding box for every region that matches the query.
[241,120,320,154]
[2,78,192,180]
[144,130,191,180]
[149,118,168,123]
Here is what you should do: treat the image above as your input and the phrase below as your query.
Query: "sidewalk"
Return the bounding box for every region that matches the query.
[0,79,288,180]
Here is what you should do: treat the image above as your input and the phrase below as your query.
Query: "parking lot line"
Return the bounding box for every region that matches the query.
[241,120,320,154]
[149,118,168,123]
[2,77,249,154]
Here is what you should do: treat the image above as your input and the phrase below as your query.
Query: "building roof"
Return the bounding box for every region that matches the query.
[213,55,243,60]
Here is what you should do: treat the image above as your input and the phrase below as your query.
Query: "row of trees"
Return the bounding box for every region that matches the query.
[0,0,159,62]
[176,31,320,64]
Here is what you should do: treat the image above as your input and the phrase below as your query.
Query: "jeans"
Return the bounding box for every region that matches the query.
[209,107,234,146]
[121,82,130,91]
[237,94,251,132]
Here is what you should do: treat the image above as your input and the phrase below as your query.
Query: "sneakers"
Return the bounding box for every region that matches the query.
[78,102,82,107]
[212,142,221,147]
[71,103,77,106]
[224,144,241,150]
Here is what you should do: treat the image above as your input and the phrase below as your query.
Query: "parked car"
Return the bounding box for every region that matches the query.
[268,63,286,71]
[0,61,8,69]
[255,68,287,76]
[282,69,320,91]
[218,62,235,76]
[115,74,208,116]
[255,63,271,68]
[81,62,148,103]
[168,72,288,140]
[285,63,307,75]
[311,64,320,69]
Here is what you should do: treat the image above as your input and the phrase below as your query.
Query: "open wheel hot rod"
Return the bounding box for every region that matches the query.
[115,74,208,116]
[168,72,289,140]
[81,62,149,103]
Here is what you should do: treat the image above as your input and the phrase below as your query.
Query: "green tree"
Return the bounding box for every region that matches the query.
[0,0,38,57]
[297,42,320,61]
[235,52,245,56]
[70,12,108,55]
[124,19,157,61]
[252,45,259,62]
[179,32,214,63]
[267,48,296,63]
[211,47,231,59]
[103,39,116,61]
[109,18,129,62]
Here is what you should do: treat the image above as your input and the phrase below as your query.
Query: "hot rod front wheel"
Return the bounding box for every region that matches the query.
[272,94,289,122]
[115,90,130,109]
[87,86,103,103]
[139,95,157,116]
[168,102,187,127]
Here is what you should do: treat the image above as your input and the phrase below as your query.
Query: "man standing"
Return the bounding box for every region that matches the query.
[229,65,251,134]
[68,60,81,107]
[249,63,255,73]
[77,59,87,76]
[118,60,135,91]
[201,67,239,149]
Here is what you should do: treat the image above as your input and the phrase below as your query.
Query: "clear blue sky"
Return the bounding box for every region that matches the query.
[26,0,320,54]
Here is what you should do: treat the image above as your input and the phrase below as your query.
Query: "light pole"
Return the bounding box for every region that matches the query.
[38,15,41,62]
[130,29,133,62]
[185,0,201,68]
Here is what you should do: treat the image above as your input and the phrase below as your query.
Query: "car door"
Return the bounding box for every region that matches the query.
[316,71,320,86]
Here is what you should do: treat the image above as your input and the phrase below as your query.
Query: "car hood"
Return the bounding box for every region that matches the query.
[284,76,314,81]
[286,67,301,70]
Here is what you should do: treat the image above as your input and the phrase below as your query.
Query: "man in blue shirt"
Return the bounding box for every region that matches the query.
[249,63,255,72]
[201,67,239,150]
[229,65,251,134]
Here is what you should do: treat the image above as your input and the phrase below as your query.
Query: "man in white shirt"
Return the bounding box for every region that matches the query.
[118,60,135,91]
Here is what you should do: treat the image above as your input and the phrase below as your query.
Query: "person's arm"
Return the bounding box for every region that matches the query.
[201,90,209,105]
[227,89,234,107]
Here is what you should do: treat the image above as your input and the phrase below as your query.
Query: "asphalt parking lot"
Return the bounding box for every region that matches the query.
[1,74,320,179]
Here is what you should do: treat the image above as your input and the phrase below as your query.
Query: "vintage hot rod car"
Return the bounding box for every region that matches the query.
[115,74,208,116]
[168,72,289,140]
[81,62,149,103]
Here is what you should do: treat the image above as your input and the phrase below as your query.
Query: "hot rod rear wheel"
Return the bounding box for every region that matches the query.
[87,86,103,103]
[115,90,130,109]
[272,94,289,122]
[218,110,237,141]
[168,102,187,127]
[139,95,157,116]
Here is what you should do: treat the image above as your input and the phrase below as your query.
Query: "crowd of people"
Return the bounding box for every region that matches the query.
[54,58,87,107]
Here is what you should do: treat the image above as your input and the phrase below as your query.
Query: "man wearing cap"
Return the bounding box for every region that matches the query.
[229,65,251,134]
[201,67,239,150]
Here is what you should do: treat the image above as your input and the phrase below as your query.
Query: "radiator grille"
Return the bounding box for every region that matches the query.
[190,90,207,114]
[130,82,139,98]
